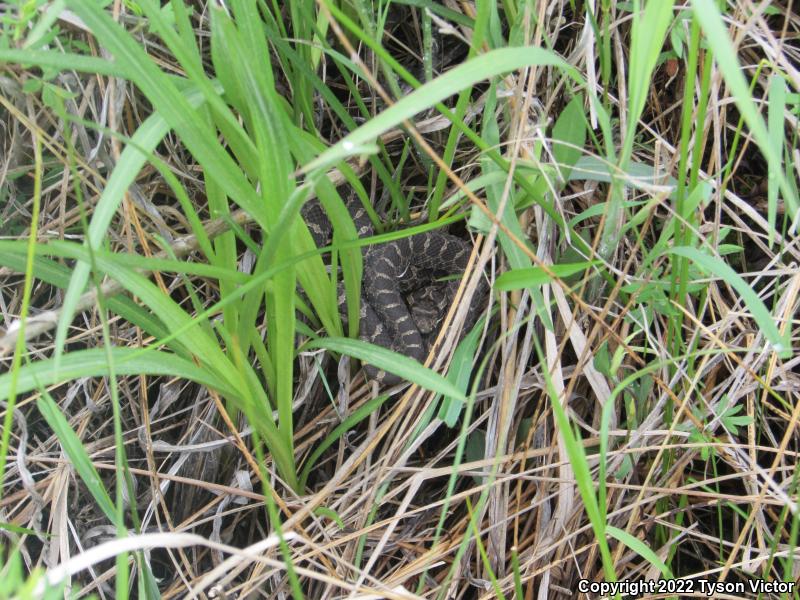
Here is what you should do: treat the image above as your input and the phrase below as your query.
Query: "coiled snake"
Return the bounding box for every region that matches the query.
[303,191,484,385]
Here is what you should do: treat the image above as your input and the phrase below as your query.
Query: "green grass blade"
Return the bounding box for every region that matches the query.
[299,393,389,488]
[0,348,237,400]
[63,0,264,222]
[0,133,42,503]
[0,48,125,76]
[307,337,466,401]
[78,258,235,381]
[0,522,43,536]
[303,46,582,173]
[0,247,171,345]
[36,391,118,524]
[668,246,791,357]
[624,0,675,162]
[767,74,786,246]
[552,95,588,182]
[464,498,506,600]
[538,335,617,583]
[607,525,672,577]
[691,0,799,224]
[391,0,474,27]
[495,262,597,291]
[54,83,215,366]
[438,317,487,427]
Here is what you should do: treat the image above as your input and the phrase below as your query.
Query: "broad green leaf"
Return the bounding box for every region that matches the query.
[79,256,235,382]
[477,78,553,331]
[605,0,674,275]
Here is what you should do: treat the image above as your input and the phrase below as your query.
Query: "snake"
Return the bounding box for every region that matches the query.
[302,190,484,385]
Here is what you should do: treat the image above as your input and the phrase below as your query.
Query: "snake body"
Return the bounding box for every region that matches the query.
[303,191,483,385]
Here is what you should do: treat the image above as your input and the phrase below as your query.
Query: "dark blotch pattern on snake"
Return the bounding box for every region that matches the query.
[302,191,485,385]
